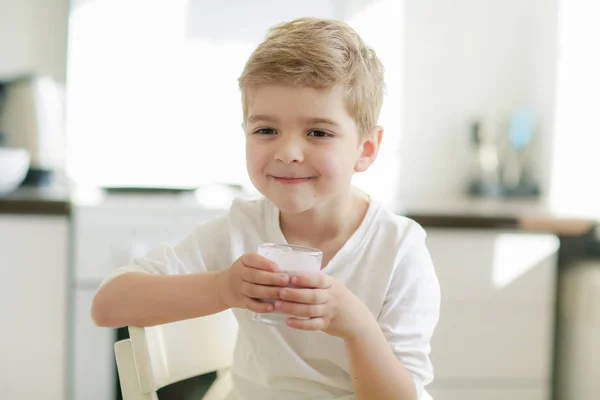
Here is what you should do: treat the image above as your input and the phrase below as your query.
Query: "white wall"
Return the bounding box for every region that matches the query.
[398,0,559,198]
[186,0,338,42]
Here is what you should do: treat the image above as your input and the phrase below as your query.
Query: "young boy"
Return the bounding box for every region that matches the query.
[92,17,440,400]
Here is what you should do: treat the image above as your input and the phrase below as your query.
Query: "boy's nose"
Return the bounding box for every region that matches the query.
[274,136,304,164]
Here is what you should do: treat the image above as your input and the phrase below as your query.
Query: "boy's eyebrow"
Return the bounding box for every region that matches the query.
[247,114,279,124]
[247,115,341,128]
[304,117,340,128]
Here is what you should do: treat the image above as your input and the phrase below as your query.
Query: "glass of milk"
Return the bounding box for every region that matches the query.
[252,243,323,326]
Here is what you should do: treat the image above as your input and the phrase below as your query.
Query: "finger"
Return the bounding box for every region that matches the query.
[242,267,289,287]
[275,300,325,318]
[286,317,326,331]
[241,282,282,299]
[241,252,279,272]
[290,273,332,289]
[243,297,274,314]
[280,288,328,304]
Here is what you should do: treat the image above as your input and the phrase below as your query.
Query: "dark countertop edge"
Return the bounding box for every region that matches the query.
[406,213,520,230]
[406,213,597,237]
[0,183,71,216]
[0,200,71,216]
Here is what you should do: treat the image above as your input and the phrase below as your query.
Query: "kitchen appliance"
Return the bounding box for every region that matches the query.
[468,108,540,198]
[0,75,65,186]
[468,119,502,196]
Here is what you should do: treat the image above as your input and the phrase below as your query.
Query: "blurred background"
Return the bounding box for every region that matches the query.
[0,1,599,399]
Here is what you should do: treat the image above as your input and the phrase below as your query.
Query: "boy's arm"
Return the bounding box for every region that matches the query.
[346,320,418,400]
[91,271,228,328]
[92,213,234,328]
[349,226,440,400]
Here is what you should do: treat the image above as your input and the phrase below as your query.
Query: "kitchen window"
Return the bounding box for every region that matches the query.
[550,0,600,214]
[65,0,403,205]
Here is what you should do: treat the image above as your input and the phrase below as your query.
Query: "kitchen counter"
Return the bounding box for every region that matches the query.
[0,185,71,215]
[396,195,598,237]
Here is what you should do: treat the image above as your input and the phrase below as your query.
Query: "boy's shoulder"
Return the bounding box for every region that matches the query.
[225,195,273,230]
[229,195,270,217]
[374,200,426,236]
[369,200,428,252]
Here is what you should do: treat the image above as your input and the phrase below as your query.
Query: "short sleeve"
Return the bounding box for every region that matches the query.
[377,225,441,397]
[97,213,232,288]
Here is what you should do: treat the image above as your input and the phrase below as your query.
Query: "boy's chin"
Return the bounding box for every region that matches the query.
[268,195,316,215]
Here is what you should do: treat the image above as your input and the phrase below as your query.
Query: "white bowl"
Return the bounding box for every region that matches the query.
[0,148,30,195]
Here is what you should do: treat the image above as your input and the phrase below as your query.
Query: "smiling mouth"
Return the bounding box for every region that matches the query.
[272,176,313,184]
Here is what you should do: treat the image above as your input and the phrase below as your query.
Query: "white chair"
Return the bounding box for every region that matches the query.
[114,308,433,400]
[114,310,239,400]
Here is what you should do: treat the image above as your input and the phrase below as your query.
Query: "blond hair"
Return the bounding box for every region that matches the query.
[238,17,385,137]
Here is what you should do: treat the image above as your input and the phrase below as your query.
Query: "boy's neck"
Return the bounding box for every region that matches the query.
[279,188,370,250]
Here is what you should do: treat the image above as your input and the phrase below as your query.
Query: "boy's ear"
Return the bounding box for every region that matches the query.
[354,125,384,173]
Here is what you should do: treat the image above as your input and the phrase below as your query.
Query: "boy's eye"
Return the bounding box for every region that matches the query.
[255,128,276,135]
[308,130,333,138]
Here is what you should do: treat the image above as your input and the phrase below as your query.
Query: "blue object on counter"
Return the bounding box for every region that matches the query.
[509,107,535,151]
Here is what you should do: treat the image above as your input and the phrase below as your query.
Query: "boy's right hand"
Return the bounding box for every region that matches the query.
[217,252,289,313]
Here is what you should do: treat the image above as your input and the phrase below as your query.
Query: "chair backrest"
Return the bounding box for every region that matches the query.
[117,310,238,395]
[116,311,428,399]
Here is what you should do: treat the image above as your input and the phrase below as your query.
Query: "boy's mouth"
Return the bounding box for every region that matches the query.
[272,176,313,185]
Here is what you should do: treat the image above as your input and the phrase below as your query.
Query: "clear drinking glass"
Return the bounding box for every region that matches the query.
[252,243,323,326]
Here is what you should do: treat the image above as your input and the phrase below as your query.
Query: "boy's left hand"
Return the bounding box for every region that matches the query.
[274,273,375,340]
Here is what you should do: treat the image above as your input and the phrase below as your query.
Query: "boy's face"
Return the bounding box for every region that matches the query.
[244,84,381,214]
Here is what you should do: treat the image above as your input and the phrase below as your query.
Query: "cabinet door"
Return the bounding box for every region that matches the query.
[425,229,558,383]
[430,306,553,381]
[0,215,68,400]
[426,229,559,306]
[72,288,115,400]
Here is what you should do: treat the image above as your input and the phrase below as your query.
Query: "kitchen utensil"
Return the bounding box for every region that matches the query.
[0,75,65,185]
[502,107,535,189]
[469,119,501,195]
[0,147,30,195]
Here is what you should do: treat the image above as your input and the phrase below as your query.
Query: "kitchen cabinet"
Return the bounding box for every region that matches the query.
[0,0,68,81]
[0,214,69,400]
[425,229,559,400]
[72,288,114,400]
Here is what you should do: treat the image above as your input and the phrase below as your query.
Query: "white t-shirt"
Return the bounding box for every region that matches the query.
[101,196,441,400]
